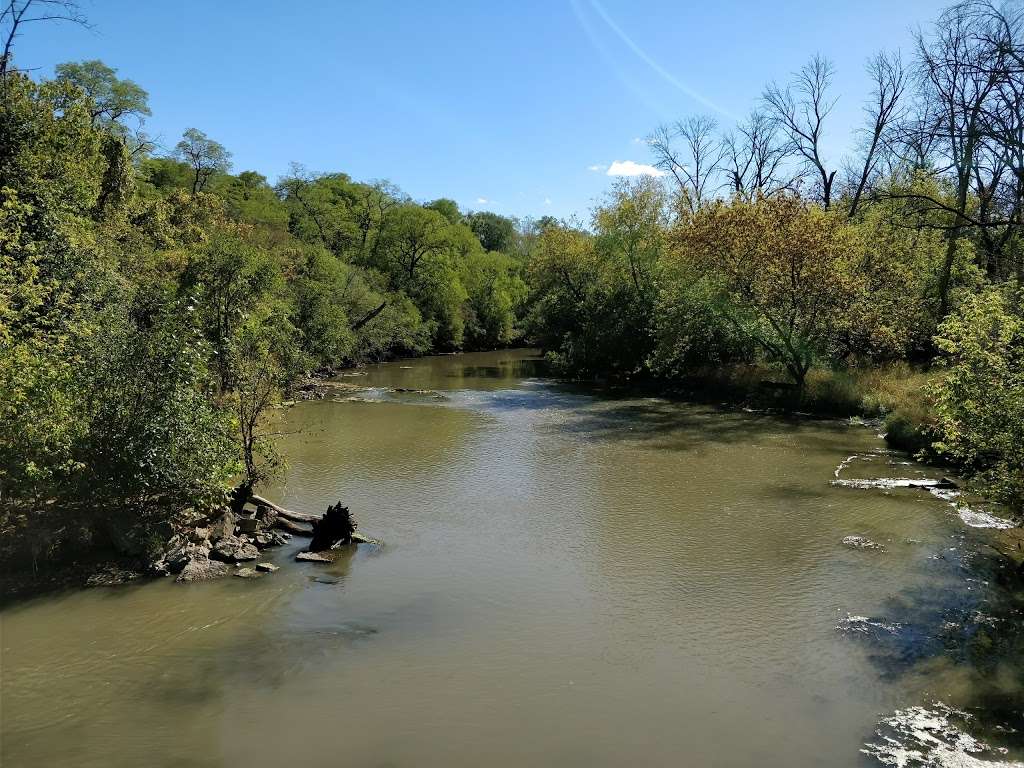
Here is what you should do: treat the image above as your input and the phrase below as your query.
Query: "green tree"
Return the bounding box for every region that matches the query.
[54,59,150,129]
[174,128,231,194]
[931,286,1024,510]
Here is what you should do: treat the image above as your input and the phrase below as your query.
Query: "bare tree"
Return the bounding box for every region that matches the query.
[763,54,839,209]
[848,51,908,217]
[1,0,87,79]
[649,115,722,212]
[894,1,1020,313]
[722,110,795,197]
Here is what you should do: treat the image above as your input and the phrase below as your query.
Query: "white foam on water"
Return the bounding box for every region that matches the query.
[837,613,901,635]
[955,507,1015,530]
[834,477,943,490]
[863,704,1023,767]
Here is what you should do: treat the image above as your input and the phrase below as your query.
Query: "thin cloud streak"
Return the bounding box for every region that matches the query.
[589,0,739,121]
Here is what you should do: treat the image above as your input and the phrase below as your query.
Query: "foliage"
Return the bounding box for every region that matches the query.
[669,195,860,391]
[931,286,1024,508]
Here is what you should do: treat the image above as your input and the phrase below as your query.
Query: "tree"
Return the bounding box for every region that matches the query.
[931,285,1024,510]
[54,60,150,128]
[847,51,907,217]
[174,128,231,194]
[669,195,860,393]
[649,115,722,212]
[388,204,454,282]
[895,1,1023,314]
[721,110,793,198]
[1,0,87,79]
[763,55,839,209]
[467,210,516,253]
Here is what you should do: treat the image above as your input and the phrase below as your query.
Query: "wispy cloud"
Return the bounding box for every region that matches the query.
[588,0,738,121]
[606,160,665,177]
[544,197,552,205]
[587,164,607,172]
[476,197,490,204]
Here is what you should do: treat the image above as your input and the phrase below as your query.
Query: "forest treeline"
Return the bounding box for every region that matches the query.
[1,0,1022,571]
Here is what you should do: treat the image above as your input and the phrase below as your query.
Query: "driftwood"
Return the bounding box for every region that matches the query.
[249,494,318,523]
[247,494,379,545]
[309,502,357,552]
[274,517,313,536]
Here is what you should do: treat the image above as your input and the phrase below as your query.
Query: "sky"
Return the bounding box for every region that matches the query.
[20,0,947,220]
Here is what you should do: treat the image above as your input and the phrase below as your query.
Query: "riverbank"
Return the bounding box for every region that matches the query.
[4,348,1023,767]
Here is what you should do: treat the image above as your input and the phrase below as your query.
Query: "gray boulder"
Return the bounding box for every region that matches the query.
[209,511,236,541]
[176,555,229,582]
[236,517,259,535]
[233,543,259,562]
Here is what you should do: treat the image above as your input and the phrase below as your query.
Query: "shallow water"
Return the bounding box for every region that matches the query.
[3,349,1022,767]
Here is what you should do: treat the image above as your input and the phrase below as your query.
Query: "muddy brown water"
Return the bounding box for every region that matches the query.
[2,350,1022,767]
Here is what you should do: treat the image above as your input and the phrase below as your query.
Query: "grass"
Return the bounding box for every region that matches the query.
[665,362,939,455]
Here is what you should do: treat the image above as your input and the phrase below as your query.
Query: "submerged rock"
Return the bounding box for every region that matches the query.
[256,562,279,573]
[234,567,259,579]
[842,535,886,551]
[296,551,333,563]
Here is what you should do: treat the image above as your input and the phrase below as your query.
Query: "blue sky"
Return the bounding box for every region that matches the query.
[23,0,945,219]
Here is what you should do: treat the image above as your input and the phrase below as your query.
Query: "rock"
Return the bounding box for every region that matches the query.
[296,551,333,563]
[236,517,259,535]
[233,543,259,562]
[255,504,278,524]
[842,535,885,551]
[351,532,381,547]
[256,562,279,573]
[210,535,242,562]
[937,476,959,489]
[254,531,287,548]
[86,566,143,587]
[152,536,203,575]
[309,502,357,552]
[189,527,211,543]
[176,555,229,582]
[209,511,236,541]
[234,567,260,579]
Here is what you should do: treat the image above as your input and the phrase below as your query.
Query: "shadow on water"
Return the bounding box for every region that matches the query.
[843,545,1024,755]
[545,398,796,451]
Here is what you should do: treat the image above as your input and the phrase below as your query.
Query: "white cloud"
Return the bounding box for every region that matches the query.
[587,164,607,172]
[631,137,652,145]
[606,160,665,177]
[544,197,552,206]
[476,197,489,204]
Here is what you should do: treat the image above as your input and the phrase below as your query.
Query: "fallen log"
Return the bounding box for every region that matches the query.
[274,517,313,536]
[249,494,318,523]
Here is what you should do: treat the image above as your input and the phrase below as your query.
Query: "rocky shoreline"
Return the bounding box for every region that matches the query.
[154,495,378,583]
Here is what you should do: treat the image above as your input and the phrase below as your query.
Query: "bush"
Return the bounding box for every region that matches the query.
[931,286,1024,511]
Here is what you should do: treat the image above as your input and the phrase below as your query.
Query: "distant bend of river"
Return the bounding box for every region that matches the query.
[2,349,1022,767]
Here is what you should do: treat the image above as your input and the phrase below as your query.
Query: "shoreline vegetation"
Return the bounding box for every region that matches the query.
[2,0,1024,597]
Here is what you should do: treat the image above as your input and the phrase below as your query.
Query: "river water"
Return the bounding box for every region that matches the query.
[2,349,1022,767]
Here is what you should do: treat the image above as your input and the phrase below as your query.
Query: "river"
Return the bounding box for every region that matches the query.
[2,349,1022,767]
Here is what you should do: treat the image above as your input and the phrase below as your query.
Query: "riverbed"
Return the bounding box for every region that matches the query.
[2,349,1022,766]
